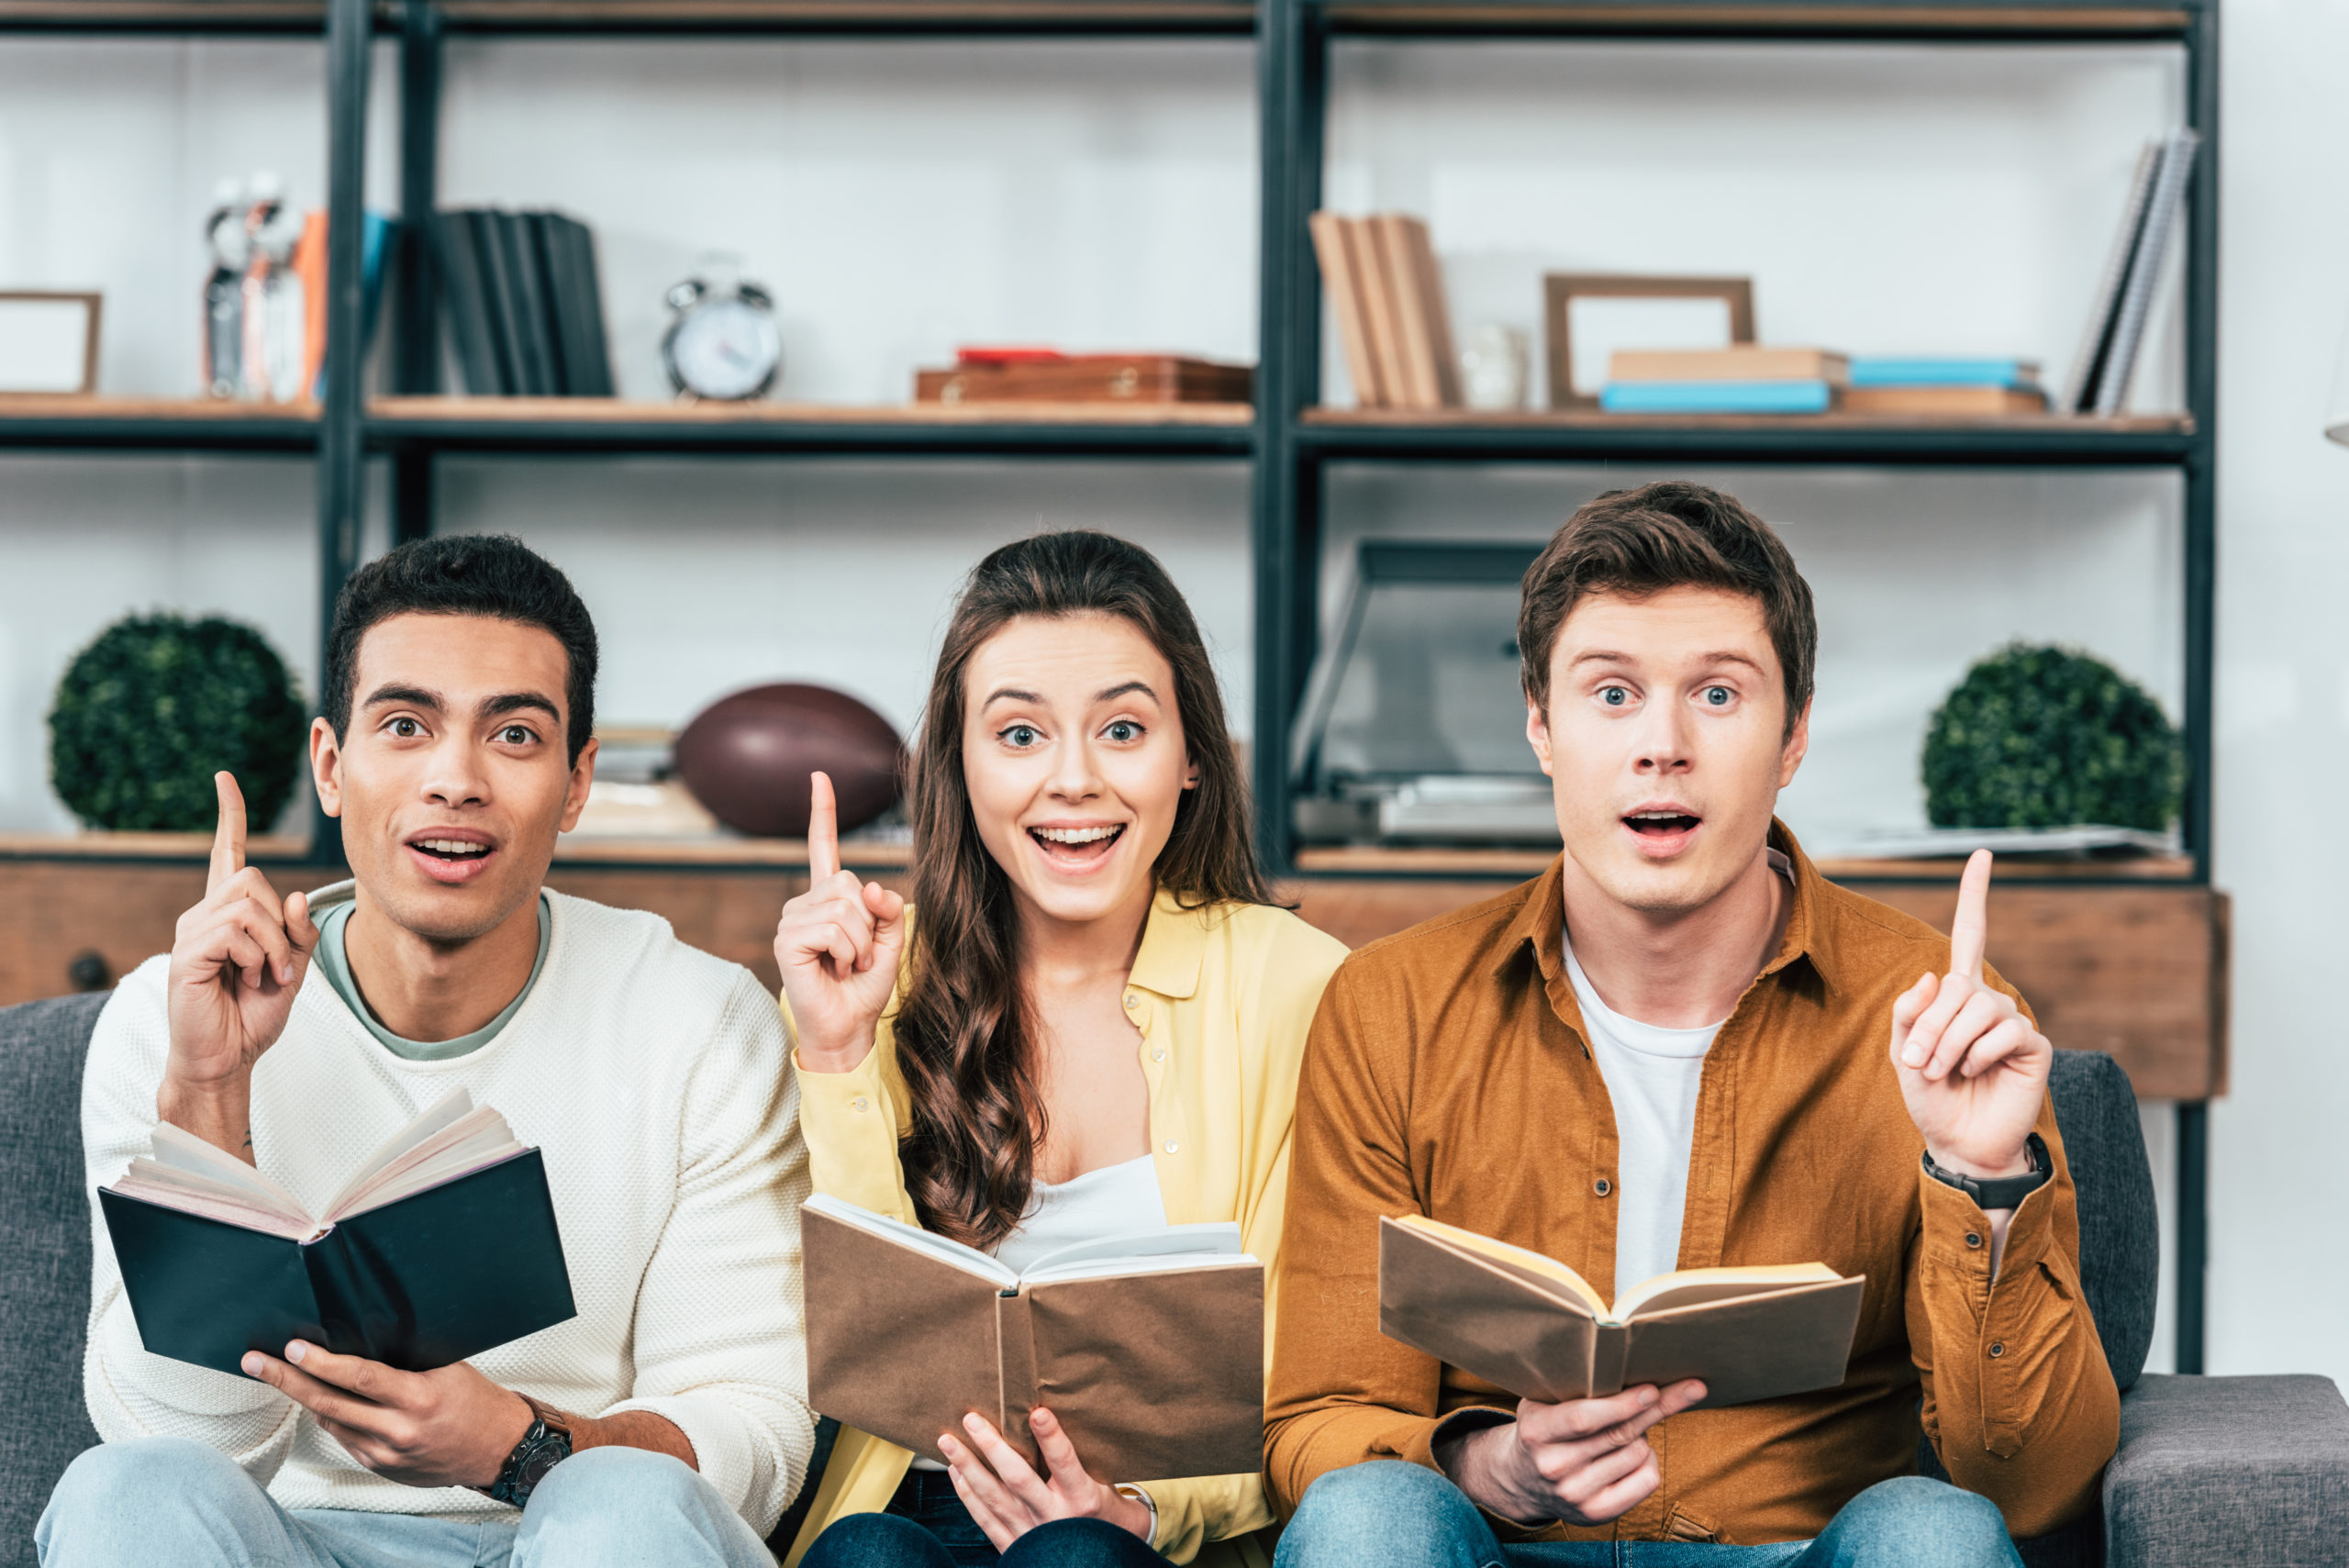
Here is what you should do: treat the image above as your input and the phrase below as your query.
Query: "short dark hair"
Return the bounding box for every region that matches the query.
[1518,480,1816,737]
[324,535,598,764]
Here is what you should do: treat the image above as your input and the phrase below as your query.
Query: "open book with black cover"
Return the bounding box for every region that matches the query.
[99,1090,576,1376]
[803,1195,1264,1480]
[1379,1215,1865,1409]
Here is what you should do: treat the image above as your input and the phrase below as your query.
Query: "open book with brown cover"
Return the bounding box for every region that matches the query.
[1379,1215,1865,1409]
[804,1195,1264,1480]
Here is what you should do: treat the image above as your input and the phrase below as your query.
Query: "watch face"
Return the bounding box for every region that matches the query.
[668,296,782,401]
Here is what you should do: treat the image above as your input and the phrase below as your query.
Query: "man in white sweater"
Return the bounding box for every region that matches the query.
[39,535,813,1568]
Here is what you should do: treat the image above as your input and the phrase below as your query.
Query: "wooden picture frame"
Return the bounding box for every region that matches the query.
[1543,274,1753,411]
[0,291,103,397]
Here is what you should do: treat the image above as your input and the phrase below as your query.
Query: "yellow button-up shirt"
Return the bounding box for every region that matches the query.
[782,891,1349,1567]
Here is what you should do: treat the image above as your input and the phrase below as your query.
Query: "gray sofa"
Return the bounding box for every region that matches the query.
[5,990,2344,1567]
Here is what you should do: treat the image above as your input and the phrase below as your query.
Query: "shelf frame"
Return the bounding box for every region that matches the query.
[9,0,2220,1373]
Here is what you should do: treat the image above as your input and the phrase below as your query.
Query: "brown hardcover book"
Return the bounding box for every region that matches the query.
[1842,385,2050,417]
[1378,1215,1865,1410]
[913,355,1252,406]
[804,1195,1266,1479]
[1309,211,1387,408]
[1370,215,1442,410]
[1351,217,1419,410]
[1608,347,1851,385]
[1400,216,1463,407]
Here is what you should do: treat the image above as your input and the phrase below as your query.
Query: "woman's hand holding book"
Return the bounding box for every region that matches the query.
[775,771,907,1074]
[938,1407,1156,1550]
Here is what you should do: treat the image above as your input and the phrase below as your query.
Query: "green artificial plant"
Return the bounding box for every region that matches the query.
[48,612,307,832]
[1921,641,2183,832]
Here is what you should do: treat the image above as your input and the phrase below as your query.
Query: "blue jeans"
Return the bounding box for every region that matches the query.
[37,1436,778,1568]
[802,1468,1168,1568]
[1273,1462,2025,1568]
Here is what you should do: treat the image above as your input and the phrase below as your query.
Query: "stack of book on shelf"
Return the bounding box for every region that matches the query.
[2062,128,2199,417]
[1844,358,2047,416]
[434,208,614,397]
[1308,212,1461,411]
[1599,347,1845,415]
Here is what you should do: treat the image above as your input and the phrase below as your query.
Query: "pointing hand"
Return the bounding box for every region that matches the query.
[774,771,907,1073]
[1887,849,2051,1182]
[161,773,321,1156]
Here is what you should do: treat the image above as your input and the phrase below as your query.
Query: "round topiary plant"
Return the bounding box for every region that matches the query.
[1922,642,2183,831]
[48,613,307,833]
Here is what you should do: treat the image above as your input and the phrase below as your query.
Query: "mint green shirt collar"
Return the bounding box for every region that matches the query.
[316,893,551,1062]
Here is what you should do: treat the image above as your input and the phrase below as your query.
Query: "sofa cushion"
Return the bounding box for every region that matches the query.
[0,990,108,1568]
[2105,1373,2349,1567]
[2048,1049,2158,1393]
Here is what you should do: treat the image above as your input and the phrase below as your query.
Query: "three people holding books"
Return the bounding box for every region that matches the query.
[43,488,2116,1568]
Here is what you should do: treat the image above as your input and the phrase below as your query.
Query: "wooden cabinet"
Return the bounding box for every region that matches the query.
[0,857,2225,1101]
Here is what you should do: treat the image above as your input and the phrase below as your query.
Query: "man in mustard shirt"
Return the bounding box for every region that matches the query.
[1265,482,2117,1564]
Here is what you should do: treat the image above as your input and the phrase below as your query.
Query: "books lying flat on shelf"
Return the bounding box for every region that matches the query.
[2063,130,2199,417]
[1842,385,2048,417]
[100,1091,576,1376]
[1308,211,1461,411]
[803,1195,1264,1478]
[1379,1215,1864,1409]
[1848,357,2041,390]
[435,208,614,397]
[1599,380,1835,416]
[1609,346,1849,384]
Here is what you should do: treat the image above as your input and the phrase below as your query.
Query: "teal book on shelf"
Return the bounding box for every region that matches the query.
[1600,380,1834,415]
[1849,357,2039,389]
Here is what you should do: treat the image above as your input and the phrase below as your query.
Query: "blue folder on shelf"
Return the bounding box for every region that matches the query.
[1599,380,1833,416]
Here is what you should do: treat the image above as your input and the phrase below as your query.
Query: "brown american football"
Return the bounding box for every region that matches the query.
[674,684,905,839]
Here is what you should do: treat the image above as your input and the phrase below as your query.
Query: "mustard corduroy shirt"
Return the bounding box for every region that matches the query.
[782,890,1349,1567]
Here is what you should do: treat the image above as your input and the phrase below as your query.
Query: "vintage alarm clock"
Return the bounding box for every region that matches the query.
[661,268,783,402]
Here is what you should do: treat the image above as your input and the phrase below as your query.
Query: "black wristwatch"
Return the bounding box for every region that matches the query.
[478,1396,573,1508]
[1922,1132,2052,1211]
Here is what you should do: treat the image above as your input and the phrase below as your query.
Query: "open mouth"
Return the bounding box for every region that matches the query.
[1624,810,1701,840]
[411,838,493,862]
[1028,824,1126,866]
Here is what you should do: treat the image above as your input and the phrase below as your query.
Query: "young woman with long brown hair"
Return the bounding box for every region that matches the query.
[777,532,1346,1568]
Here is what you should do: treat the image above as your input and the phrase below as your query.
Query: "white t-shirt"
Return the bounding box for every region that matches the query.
[1561,940,1722,1304]
[1564,850,1795,1302]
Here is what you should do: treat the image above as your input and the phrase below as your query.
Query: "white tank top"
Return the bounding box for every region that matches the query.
[907,1153,1168,1469]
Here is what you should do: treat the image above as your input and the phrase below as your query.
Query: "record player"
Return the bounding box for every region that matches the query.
[1289,539,1563,848]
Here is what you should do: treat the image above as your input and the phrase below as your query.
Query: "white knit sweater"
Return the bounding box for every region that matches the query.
[79,886,815,1533]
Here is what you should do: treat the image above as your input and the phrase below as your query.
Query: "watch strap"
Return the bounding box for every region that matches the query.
[1922,1131,2052,1211]
[477,1396,575,1508]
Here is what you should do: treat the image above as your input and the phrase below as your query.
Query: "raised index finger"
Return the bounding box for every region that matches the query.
[807,771,840,883]
[1949,848,1991,982]
[209,772,247,895]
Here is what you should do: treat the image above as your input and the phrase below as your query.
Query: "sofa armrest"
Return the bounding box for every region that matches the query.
[2105,1373,2349,1568]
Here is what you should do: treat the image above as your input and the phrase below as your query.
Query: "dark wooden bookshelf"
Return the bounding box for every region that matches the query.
[0,396,319,452]
[1298,406,2196,465]
[1314,0,2194,41]
[4,0,2221,1369]
[366,395,1255,458]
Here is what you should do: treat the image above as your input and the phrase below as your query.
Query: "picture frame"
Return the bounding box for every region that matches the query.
[1543,274,1753,410]
[0,291,104,397]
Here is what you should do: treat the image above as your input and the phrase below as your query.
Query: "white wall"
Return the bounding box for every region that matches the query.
[0,9,2338,1388]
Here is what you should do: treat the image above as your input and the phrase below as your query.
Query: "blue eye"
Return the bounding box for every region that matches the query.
[1600,686,1629,707]
[1003,725,1040,748]
[1704,686,1731,706]
[1106,720,1141,742]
